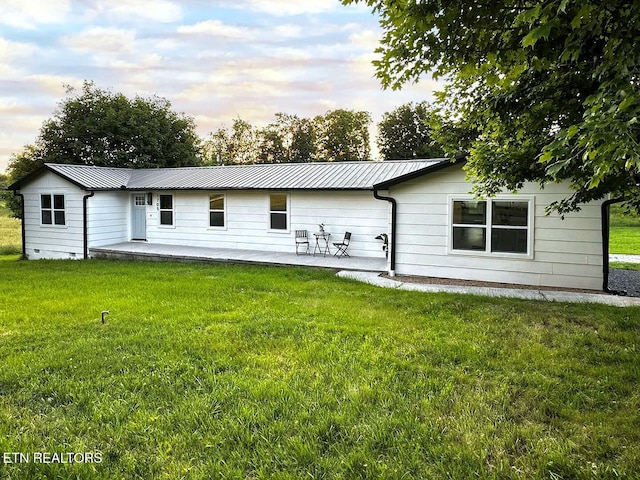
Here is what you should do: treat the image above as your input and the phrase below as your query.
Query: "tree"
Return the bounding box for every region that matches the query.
[2,145,47,217]
[315,109,372,162]
[202,127,231,165]
[227,118,258,164]
[3,81,203,217]
[377,102,445,159]
[257,125,286,164]
[202,118,259,165]
[290,116,317,163]
[0,172,9,212]
[257,113,317,163]
[38,81,201,168]
[204,110,371,164]
[343,0,640,213]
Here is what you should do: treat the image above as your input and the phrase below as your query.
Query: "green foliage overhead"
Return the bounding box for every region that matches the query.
[377,102,445,160]
[343,0,640,213]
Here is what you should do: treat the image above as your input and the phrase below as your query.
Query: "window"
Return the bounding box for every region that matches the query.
[41,194,65,226]
[159,194,174,226]
[491,201,529,254]
[269,193,288,230]
[209,193,225,227]
[450,198,532,256]
[452,200,486,251]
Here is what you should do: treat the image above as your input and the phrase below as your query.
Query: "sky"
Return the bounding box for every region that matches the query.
[0,0,443,173]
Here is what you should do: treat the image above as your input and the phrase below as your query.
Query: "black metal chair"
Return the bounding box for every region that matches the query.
[295,230,310,255]
[333,232,351,258]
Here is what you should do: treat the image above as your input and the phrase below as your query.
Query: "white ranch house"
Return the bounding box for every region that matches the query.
[8,159,608,290]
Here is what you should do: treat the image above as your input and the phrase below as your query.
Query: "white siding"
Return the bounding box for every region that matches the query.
[141,190,389,258]
[390,165,604,290]
[20,172,85,259]
[87,191,129,247]
[20,165,603,290]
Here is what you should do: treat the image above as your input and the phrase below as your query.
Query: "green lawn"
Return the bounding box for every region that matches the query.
[0,258,639,479]
[610,227,640,255]
[0,204,21,255]
[610,205,640,255]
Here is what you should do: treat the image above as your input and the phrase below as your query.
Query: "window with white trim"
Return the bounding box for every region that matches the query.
[41,194,66,226]
[269,193,288,230]
[450,198,532,256]
[209,193,225,228]
[159,194,174,226]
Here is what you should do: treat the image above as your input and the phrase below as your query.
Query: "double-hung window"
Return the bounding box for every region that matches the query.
[269,194,288,230]
[159,194,174,226]
[450,198,533,256]
[209,193,225,228]
[41,194,66,226]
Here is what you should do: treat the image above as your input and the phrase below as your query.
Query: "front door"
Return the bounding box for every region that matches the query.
[131,194,147,240]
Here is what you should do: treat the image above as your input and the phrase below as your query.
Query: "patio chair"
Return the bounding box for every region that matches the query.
[333,231,351,258]
[295,229,310,255]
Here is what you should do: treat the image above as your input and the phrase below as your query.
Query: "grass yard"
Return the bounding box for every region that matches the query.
[0,258,639,479]
[609,227,640,255]
[610,205,640,255]
[0,204,21,255]
[609,262,640,271]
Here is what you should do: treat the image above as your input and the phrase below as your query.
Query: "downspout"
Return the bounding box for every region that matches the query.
[601,197,625,295]
[83,191,95,259]
[373,189,397,276]
[12,191,26,259]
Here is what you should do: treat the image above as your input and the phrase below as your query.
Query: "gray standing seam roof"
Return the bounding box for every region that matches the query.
[42,159,451,191]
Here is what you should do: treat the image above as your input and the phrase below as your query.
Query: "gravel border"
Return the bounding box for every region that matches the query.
[608,269,640,297]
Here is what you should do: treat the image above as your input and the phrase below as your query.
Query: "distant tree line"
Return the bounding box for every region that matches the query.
[204,102,445,165]
[203,110,373,165]
[1,81,447,217]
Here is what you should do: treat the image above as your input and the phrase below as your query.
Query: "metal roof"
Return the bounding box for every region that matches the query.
[15,159,453,191]
[45,164,132,190]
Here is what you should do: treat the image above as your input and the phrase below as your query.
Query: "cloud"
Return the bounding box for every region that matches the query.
[27,74,83,96]
[273,24,304,39]
[61,27,137,54]
[177,20,251,40]
[0,0,72,29]
[349,29,380,52]
[86,0,183,23]
[0,1,446,172]
[230,0,340,16]
[0,37,38,68]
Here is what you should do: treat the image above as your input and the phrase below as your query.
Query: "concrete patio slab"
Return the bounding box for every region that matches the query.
[90,242,388,272]
[89,243,639,306]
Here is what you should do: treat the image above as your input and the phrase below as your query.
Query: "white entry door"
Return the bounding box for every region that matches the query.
[131,194,147,240]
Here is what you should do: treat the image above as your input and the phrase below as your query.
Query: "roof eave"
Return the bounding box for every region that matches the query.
[372,157,467,190]
[5,164,91,191]
[122,186,375,191]
[8,164,126,192]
